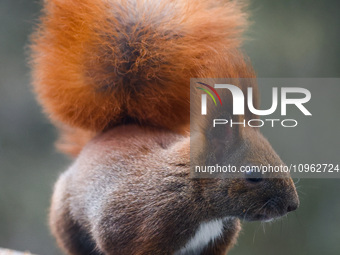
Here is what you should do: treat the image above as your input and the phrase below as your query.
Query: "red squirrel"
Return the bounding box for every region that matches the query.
[30,0,299,254]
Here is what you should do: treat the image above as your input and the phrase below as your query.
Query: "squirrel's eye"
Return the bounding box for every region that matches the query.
[245,166,263,183]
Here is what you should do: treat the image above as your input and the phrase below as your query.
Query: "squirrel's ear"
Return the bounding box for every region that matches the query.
[192,104,239,165]
[206,111,239,161]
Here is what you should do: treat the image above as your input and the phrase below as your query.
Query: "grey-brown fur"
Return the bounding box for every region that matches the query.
[50,125,299,255]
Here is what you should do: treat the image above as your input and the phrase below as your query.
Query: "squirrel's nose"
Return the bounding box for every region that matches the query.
[287,203,298,212]
[286,197,299,212]
[283,178,300,213]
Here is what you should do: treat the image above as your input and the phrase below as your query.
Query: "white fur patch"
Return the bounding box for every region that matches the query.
[174,219,224,255]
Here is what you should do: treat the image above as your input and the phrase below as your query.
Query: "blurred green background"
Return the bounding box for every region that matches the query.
[0,0,339,254]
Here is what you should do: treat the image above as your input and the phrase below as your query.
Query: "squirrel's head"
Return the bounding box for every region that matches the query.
[190,80,299,222]
[191,125,299,222]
